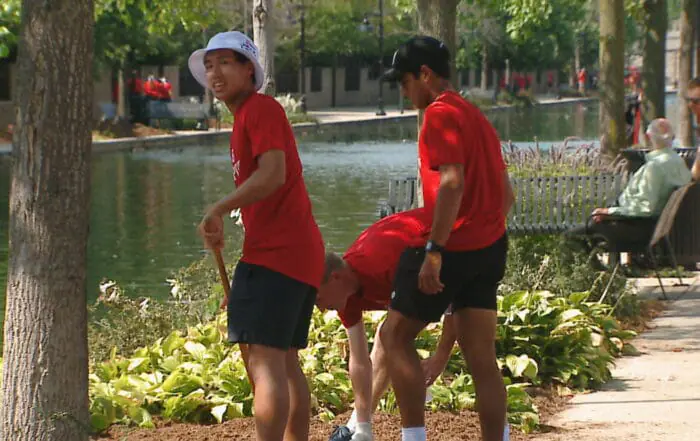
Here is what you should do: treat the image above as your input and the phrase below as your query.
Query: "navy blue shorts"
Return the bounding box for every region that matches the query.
[227,262,317,350]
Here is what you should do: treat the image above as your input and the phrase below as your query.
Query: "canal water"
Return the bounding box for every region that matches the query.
[0,96,682,326]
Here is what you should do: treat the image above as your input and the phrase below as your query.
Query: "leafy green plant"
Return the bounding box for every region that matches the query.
[0,282,636,435]
[213,94,318,127]
[501,235,628,304]
[496,290,637,389]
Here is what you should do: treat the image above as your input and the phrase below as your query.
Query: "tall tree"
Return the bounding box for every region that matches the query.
[598,0,626,156]
[1,0,93,441]
[641,0,668,123]
[696,3,700,77]
[253,0,276,95]
[677,0,695,146]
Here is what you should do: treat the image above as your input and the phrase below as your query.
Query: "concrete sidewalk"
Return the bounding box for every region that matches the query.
[533,276,700,441]
[0,94,597,154]
[306,94,595,124]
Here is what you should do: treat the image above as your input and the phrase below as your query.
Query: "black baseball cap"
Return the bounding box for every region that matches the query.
[380,35,451,83]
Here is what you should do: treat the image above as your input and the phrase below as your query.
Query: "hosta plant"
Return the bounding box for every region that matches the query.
[84,289,637,434]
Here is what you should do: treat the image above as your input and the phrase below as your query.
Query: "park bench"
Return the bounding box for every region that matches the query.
[377,173,624,235]
[147,100,218,130]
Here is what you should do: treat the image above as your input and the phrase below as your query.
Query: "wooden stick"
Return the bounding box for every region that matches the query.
[213,247,231,295]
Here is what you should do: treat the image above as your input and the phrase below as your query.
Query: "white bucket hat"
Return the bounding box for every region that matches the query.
[188,31,265,92]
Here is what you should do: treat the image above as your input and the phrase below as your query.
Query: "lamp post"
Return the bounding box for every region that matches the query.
[300,3,306,113]
[360,0,386,116]
[376,0,385,116]
[288,1,307,113]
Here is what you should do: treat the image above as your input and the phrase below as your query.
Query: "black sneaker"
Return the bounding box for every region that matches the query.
[329,425,353,441]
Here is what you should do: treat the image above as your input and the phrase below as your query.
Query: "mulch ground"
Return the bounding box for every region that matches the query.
[94,388,570,441]
[92,120,173,140]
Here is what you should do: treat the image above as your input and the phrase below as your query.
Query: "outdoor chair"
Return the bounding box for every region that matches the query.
[587,182,696,299]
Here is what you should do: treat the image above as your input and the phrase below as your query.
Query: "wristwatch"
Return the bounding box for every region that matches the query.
[425,240,445,253]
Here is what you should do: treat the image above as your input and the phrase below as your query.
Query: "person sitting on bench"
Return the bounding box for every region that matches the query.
[566,118,691,264]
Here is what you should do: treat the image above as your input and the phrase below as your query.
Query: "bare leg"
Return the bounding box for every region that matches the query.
[241,343,255,393]
[247,344,291,441]
[378,310,427,428]
[284,349,311,441]
[454,308,506,441]
[370,320,392,410]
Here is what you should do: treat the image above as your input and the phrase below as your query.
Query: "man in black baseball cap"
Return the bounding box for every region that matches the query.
[377,34,512,441]
[380,35,452,109]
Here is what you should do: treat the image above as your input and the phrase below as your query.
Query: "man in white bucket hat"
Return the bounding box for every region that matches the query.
[191,31,325,441]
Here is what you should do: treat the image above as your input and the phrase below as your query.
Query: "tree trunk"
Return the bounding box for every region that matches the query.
[253,0,275,96]
[570,59,577,89]
[117,68,126,118]
[641,0,667,123]
[575,40,581,74]
[1,0,93,440]
[417,0,458,81]
[598,0,627,157]
[415,0,459,207]
[480,46,488,91]
[678,0,696,146]
[695,2,700,77]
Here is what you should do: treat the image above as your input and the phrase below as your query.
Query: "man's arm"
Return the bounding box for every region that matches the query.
[209,150,286,216]
[346,321,373,426]
[421,314,457,386]
[502,168,515,215]
[428,164,465,246]
[606,163,663,217]
[692,148,700,181]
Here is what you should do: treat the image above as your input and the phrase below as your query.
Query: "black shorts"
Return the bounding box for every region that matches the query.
[390,234,508,323]
[227,262,317,350]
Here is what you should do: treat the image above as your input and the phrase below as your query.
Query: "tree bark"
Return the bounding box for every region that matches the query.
[415,0,459,207]
[253,0,275,96]
[575,40,581,74]
[417,0,458,81]
[695,2,700,77]
[480,46,488,91]
[1,0,93,441]
[678,0,696,146]
[117,68,126,118]
[598,0,627,157]
[641,0,667,123]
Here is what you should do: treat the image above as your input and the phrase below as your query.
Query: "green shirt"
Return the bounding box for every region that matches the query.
[607,148,691,217]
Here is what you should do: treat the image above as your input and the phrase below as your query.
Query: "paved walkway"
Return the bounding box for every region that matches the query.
[0,94,597,154]
[533,276,700,441]
[306,94,595,124]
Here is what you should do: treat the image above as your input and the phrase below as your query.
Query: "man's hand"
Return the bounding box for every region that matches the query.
[198,211,224,250]
[419,252,444,294]
[591,207,609,223]
[219,290,229,310]
[421,354,449,386]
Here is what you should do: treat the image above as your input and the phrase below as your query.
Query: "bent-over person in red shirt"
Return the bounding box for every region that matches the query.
[317,208,459,441]
[189,31,325,441]
[379,36,514,441]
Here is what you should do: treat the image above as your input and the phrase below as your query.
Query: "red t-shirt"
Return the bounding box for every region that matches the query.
[338,208,431,328]
[419,91,506,251]
[162,82,172,99]
[230,93,325,289]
